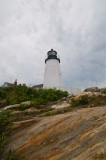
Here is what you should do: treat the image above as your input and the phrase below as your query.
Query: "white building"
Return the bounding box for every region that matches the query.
[43,49,63,90]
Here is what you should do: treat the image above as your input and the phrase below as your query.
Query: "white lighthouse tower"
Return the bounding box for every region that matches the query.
[43,49,63,90]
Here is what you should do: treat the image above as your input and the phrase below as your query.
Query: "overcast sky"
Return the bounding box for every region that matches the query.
[0,0,106,89]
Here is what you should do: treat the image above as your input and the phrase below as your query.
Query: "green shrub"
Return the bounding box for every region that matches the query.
[0,110,13,134]
[0,133,7,153]
[90,97,102,106]
[101,90,106,94]
[0,85,68,108]
[0,99,7,108]
[0,111,13,157]
[18,104,29,111]
[30,100,38,107]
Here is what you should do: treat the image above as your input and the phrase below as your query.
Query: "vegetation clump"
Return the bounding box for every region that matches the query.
[70,94,106,108]
[101,90,106,94]
[18,103,30,111]
[0,110,13,158]
[71,96,88,107]
[0,85,68,108]
[0,110,26,159]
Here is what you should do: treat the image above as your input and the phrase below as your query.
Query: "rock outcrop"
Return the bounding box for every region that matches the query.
[0,101,31,113]
[1,90,105,160]
[6,106,106,160]
[84,87,106,93]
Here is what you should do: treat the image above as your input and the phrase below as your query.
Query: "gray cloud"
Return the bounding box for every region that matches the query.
[0,0,106,89]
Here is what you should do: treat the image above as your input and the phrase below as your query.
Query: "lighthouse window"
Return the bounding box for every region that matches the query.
[52,52,55,55]
[48,49,57,56]
[49,53,52,55]
[52,52,56,55]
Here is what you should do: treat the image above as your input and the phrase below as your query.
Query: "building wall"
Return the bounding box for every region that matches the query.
[43,59,63,90]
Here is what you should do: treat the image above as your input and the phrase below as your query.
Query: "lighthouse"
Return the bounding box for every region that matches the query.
[43,49,63,90]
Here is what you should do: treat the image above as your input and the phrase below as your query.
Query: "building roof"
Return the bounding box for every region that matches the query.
[2,82,14,87]
[32,84,43,89]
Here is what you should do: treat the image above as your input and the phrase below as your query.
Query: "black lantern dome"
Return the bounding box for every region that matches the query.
[45,49,60,63]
